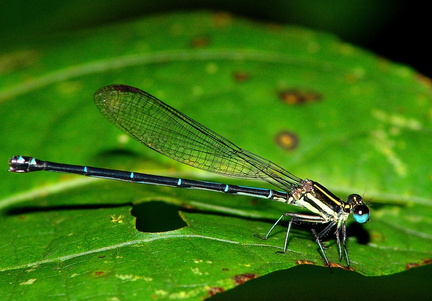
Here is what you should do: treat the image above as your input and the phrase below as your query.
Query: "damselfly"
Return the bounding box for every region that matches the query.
[9,84,370,266]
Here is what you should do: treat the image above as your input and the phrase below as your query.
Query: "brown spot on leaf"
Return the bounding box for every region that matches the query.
[422,258,432,265]
[370,230,384,242]
[208,287,225,296]
[93,271,108,278]
[190,36,210,48]
[345,73,358,84]
[275,130,299,151]
[295,260,316,266]
[249,199,259,206]
[416,73,432,90]
[327,262,355,271]
[212,12,233,27]
[406,262,420,270]
[233,273,257,285]
[90,270,111,279]
[406,258,432,270]
[0,50,40,74]
[279,88,322,105]
[233,71,251,82]
[181,203,196,210]
[265,23,284,32]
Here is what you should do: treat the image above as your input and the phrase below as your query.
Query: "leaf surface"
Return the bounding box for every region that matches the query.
[1,12,432,300]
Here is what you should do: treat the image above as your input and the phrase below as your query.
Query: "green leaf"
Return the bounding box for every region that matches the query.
[1,12,431,300]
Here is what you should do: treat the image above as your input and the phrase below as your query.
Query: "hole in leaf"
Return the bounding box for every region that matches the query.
[131,201,186,232]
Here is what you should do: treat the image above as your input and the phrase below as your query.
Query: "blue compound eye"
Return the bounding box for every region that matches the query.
[354,205,370,223]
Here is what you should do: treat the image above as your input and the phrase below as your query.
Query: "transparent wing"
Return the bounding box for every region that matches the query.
[94,85,302,191]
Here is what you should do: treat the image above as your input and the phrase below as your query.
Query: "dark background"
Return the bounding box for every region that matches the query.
[2,1,432,77]
[2,1,431,300]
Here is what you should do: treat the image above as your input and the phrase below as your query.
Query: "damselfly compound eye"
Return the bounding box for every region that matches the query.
[354,204,370,223]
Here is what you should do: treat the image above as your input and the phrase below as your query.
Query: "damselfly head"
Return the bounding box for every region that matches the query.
[347,194,370,223]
